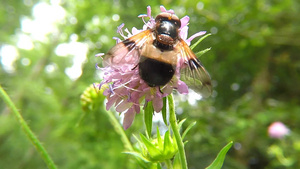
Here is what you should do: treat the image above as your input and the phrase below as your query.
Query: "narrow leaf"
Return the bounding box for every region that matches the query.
[156,127,163,150]
[162,97,167,125]
[163,130,172,156]
[124,152,151,163]
[177,118,186,130]
[133,134,144,151]
[173,153,181,169]
[190,33,212,50]
[157,163,162,169]
[182,121,197,140]
[140,133,161,157]
[131,135,154,169]
[195,47,211,58]
[144,101,154,138]
[206,141,233,169]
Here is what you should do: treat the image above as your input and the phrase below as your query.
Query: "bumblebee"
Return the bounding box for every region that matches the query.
[103,12,212,97]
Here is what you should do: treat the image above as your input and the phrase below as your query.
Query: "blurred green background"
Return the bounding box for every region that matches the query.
[1,0,300,168]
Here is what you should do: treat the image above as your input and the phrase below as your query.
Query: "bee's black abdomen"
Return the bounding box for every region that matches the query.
[139,56,175,87]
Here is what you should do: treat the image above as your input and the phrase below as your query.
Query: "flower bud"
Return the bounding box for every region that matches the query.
[268,121,290,139]
[80,83,106,112]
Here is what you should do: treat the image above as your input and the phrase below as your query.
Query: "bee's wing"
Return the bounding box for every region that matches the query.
[177,39,212,98]
[103,29,153,67]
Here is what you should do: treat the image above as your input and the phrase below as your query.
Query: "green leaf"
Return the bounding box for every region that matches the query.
[156,163,162,169]
[133,134,144,152]
[156,127,163,150]
[124,152,151,163]
[182,121,197,140]
[144,101,154,138]
[177,119,186,130]
[173,153,181,169]
[190,33,212,50]
[162,97,167,125]
[195,47,211,58]
[163,130,172,157]
[206,141,233,169]
[140,133,161,158]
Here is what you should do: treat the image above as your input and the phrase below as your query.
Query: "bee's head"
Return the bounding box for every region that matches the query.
[155,13,181,44]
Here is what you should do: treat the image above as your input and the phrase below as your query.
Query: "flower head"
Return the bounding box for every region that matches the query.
[97,6,206,129]
[268,121,290,139]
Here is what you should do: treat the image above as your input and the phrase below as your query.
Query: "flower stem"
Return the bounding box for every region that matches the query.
[104,109,134,152]
[0,85,57,169]
[168,94,188,169]
[102,109,148,168]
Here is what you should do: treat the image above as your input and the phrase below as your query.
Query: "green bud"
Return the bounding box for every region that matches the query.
[137,128,178,162]
[80,83,106,112]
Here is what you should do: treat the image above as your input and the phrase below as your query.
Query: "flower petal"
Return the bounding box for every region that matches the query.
[106,95,119,110]
[186,31,207,44]
[153,92,163,112]
[116,100,131,112]
[177,80,189,94]
[95,53,105,57]
[117,23,125,33]
[131,27,140,35]
[180,26,189,41]
[160,5,167,12]
[180,16,189,29]
[162,84,173,95]
[123,108,136,129]
[160,5,175,14]
[147,6,151,17]
[112,37,122,43]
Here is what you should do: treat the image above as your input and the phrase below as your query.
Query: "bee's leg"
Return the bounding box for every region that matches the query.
[158,87,163,94]
[131,64,138,70]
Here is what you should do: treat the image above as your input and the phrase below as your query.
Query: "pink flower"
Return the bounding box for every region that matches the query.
[97,6,206,129]
[268,121,290,139]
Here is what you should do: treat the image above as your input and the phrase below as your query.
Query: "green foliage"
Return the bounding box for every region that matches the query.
[144,101,154,138]
[1,0,300,168]
[206,141,233,169]
[125,128,179,169]
[162,97,167,125]
[138,130,178,162]
[190,33,211,50]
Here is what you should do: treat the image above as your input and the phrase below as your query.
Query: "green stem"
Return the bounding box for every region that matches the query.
[0,85,57,169]
[103,109,148,168]
[103,109,134,152]
[168,94,188,169]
